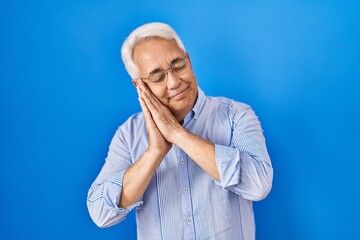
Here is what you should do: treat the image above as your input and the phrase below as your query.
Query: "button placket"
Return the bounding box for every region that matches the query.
[177,150,195,238]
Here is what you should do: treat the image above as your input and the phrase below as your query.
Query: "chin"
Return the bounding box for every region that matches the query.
[171,94,196,112]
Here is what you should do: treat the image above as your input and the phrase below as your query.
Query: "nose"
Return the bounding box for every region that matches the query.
[166,70,181,89]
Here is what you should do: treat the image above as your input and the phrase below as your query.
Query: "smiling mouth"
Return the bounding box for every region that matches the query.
[167,85,189,99]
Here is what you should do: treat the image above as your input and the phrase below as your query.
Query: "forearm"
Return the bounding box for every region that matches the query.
[119,149,166,208]
[173,129,220,180]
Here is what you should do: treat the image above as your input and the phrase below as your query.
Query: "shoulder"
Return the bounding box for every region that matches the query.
[205,95,258,126]
[115,111,145,136]
[204,94,251,112]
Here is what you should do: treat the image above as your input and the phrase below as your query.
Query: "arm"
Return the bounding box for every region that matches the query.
[138,81,273,201]
[87,92,171,228]
[171,129,220,180]
[213,103,273,201]
[119,96,171,208]
[86,126,143,228]
[137,80,220,180]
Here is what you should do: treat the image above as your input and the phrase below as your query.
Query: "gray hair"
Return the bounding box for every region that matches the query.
[121,22,186,79]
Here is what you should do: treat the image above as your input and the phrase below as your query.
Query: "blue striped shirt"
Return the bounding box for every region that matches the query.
[87,88,273,240]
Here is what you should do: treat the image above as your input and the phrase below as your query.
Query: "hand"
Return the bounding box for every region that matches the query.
[137,80,183,143]
[136,86,172,156]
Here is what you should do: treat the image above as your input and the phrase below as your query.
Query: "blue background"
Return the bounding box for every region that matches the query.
[1,0,359,239]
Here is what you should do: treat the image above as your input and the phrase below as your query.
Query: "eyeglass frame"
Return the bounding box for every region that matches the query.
[139,56,189,84]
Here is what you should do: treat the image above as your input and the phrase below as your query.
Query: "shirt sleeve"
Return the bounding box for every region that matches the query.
[213,102,273,201]
[87,126,143,228]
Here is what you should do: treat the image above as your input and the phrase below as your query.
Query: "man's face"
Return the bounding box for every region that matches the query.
[133,38,198,119]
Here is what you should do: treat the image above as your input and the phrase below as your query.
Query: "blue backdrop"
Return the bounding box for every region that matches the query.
[1,1,359,239]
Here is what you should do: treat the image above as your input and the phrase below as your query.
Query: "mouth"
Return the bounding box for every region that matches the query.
[167,85,190,100]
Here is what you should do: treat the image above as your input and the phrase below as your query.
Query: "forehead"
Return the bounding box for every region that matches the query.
[133,38,185,72]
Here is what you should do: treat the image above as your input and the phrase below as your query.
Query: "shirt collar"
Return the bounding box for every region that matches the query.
[183,87,206,125]
[192,87,206,120]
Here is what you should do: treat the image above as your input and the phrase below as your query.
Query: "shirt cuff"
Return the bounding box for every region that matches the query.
[214,144,241,188]
[103,171,143,219]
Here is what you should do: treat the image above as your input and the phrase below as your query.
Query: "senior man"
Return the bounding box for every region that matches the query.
[87,22,273,240]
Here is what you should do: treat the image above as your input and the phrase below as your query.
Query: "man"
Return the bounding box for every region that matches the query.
[87,22,273,240]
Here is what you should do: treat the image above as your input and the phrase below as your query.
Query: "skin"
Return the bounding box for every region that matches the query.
[119,38,220,208]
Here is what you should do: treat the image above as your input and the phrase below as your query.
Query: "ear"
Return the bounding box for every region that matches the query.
[186,52,193,68]
[132,79,138,87]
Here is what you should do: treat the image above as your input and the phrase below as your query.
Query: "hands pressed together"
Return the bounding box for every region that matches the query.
[136,80,183,156]
[135,80,219,181]
[117,80,218,209]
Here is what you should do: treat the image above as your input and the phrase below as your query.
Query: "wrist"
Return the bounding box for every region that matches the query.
[145,147,168,161]
[170,127,189,145]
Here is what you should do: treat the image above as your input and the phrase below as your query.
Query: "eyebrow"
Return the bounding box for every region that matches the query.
[170,56,184,65]
[148,56,184,76]
[149,68,163,76]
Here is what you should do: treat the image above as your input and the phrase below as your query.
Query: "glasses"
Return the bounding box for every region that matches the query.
[140,56,189,84]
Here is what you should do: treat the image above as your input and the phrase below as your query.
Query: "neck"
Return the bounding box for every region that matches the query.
[173,110,188,124]
[173,91,199,124]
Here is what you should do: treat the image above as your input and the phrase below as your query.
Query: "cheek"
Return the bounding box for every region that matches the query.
[148,85,167,99]
[182,72,197,85]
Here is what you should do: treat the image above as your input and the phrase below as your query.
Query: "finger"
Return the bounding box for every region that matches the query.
[137,85,154,107]
[138,96,152,120]
[139,96,160,131]
[138,81,160,110]
[132,79,139,88]
[138,80,155,100]
[137,86,151,116]
[136,86,143,99]
[137,79,149,91]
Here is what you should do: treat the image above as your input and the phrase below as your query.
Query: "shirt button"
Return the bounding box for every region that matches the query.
[183,188,188,193]
[180,159,185,165]
[186,218,192,223]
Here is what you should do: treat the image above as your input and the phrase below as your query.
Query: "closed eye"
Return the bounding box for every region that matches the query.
[170,57,184,65]
[148,68,163,76]
[172,59,187,72]
[149,71,166,83]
